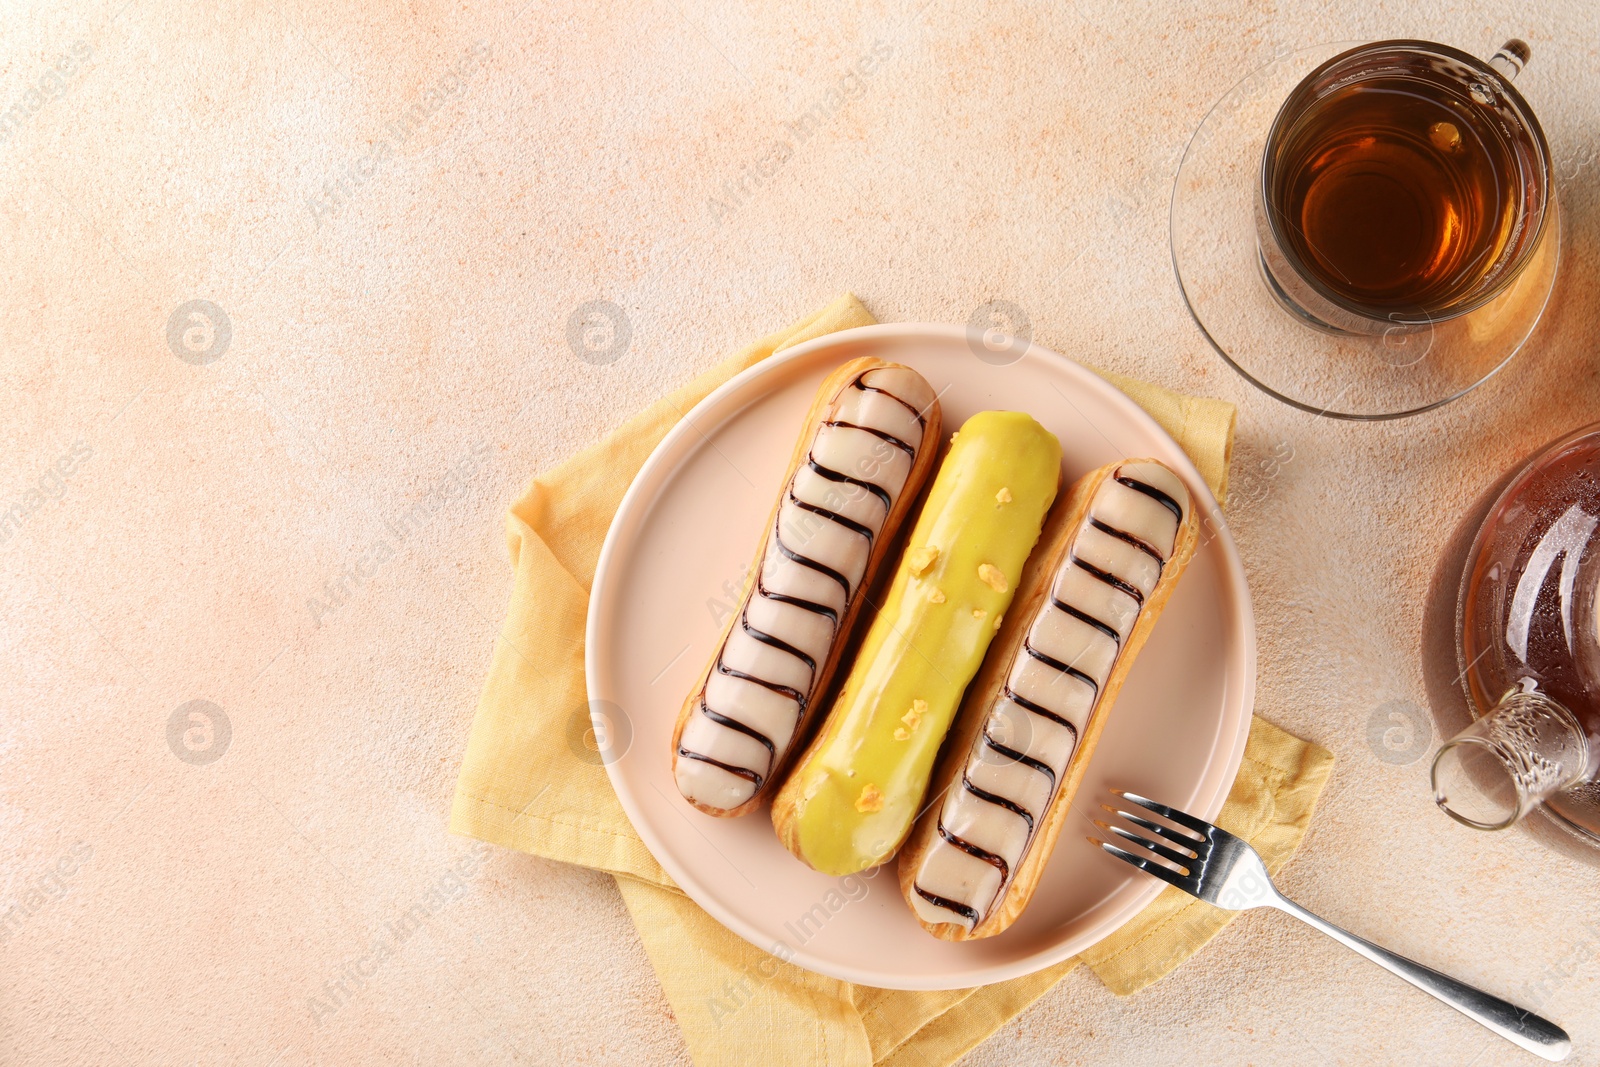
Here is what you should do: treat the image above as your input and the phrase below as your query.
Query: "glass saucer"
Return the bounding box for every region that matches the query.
[1170,42,1561,421]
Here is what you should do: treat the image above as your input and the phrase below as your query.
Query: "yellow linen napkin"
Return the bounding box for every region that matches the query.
[450,294,1334,1066]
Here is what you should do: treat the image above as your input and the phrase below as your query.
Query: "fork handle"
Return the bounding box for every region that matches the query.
[1271,896,1571,1062]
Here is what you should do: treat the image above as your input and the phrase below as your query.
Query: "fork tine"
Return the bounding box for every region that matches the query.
[1101,804,1204,850]
[1091,838,1197,893]
[1113,789,1214,836]
[1097,821,1197,870]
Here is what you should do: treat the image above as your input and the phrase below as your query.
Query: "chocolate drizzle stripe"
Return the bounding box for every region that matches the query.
[698,698,775,756]
[853,376,928,427]
[982,729,1056,788]
[755,578,838,625]
[1071,554,1145,606]
[1002,686,1077,732]
[714,662,805,707]
[805,457,892,511]
[913,885,978,926]
[961,772,1035,833]
[1050,597,1121,645]
[1022,642,1100,697]
[676,747,763,787]
[1088,517,1165,562]
[937,823,1009,883]
[773,527,853,596]
[787,491,876,543]
[740,611,817,674]
[1115,473,1183,521]
[822,420,916,456]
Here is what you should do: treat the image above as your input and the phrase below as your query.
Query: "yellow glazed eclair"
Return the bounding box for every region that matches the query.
[671,357,942,817]
[771,411,1063,875]
[898,459,1198,939]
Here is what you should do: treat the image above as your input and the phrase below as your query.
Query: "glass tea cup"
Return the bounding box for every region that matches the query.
[1255,39,1552,336]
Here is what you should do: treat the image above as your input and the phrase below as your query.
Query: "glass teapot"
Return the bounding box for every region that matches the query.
[1435,423,1600,831]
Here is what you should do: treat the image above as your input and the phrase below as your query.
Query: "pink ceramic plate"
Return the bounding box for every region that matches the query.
[586,323,1254,989]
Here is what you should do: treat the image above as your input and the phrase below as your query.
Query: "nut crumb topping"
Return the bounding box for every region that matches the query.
[855,784,884,813]
[902,699,926,730]
[977,563,1008,593]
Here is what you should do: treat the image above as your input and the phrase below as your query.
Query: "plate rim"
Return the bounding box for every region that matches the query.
[586,321,1256,989]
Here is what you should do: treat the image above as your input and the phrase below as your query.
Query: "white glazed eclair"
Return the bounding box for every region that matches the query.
[898,459,1198,939]
[671,357,941,817]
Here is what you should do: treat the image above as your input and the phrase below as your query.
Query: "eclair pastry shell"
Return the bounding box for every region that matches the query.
[897,458,1199,940]
[771,411,1063,874]
[669,356,942,817]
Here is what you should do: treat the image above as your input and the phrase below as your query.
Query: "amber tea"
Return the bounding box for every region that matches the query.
[1269,80,1520,313]
[1257,40,1550,332]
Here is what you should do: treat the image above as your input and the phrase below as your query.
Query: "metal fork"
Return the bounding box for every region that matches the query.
[1093,790,1572,1062]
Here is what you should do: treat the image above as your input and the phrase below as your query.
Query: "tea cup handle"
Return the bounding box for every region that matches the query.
[1489,39,1530,81]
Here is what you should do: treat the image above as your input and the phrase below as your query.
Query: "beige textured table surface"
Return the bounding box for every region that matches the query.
[4,1,1599,1064]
